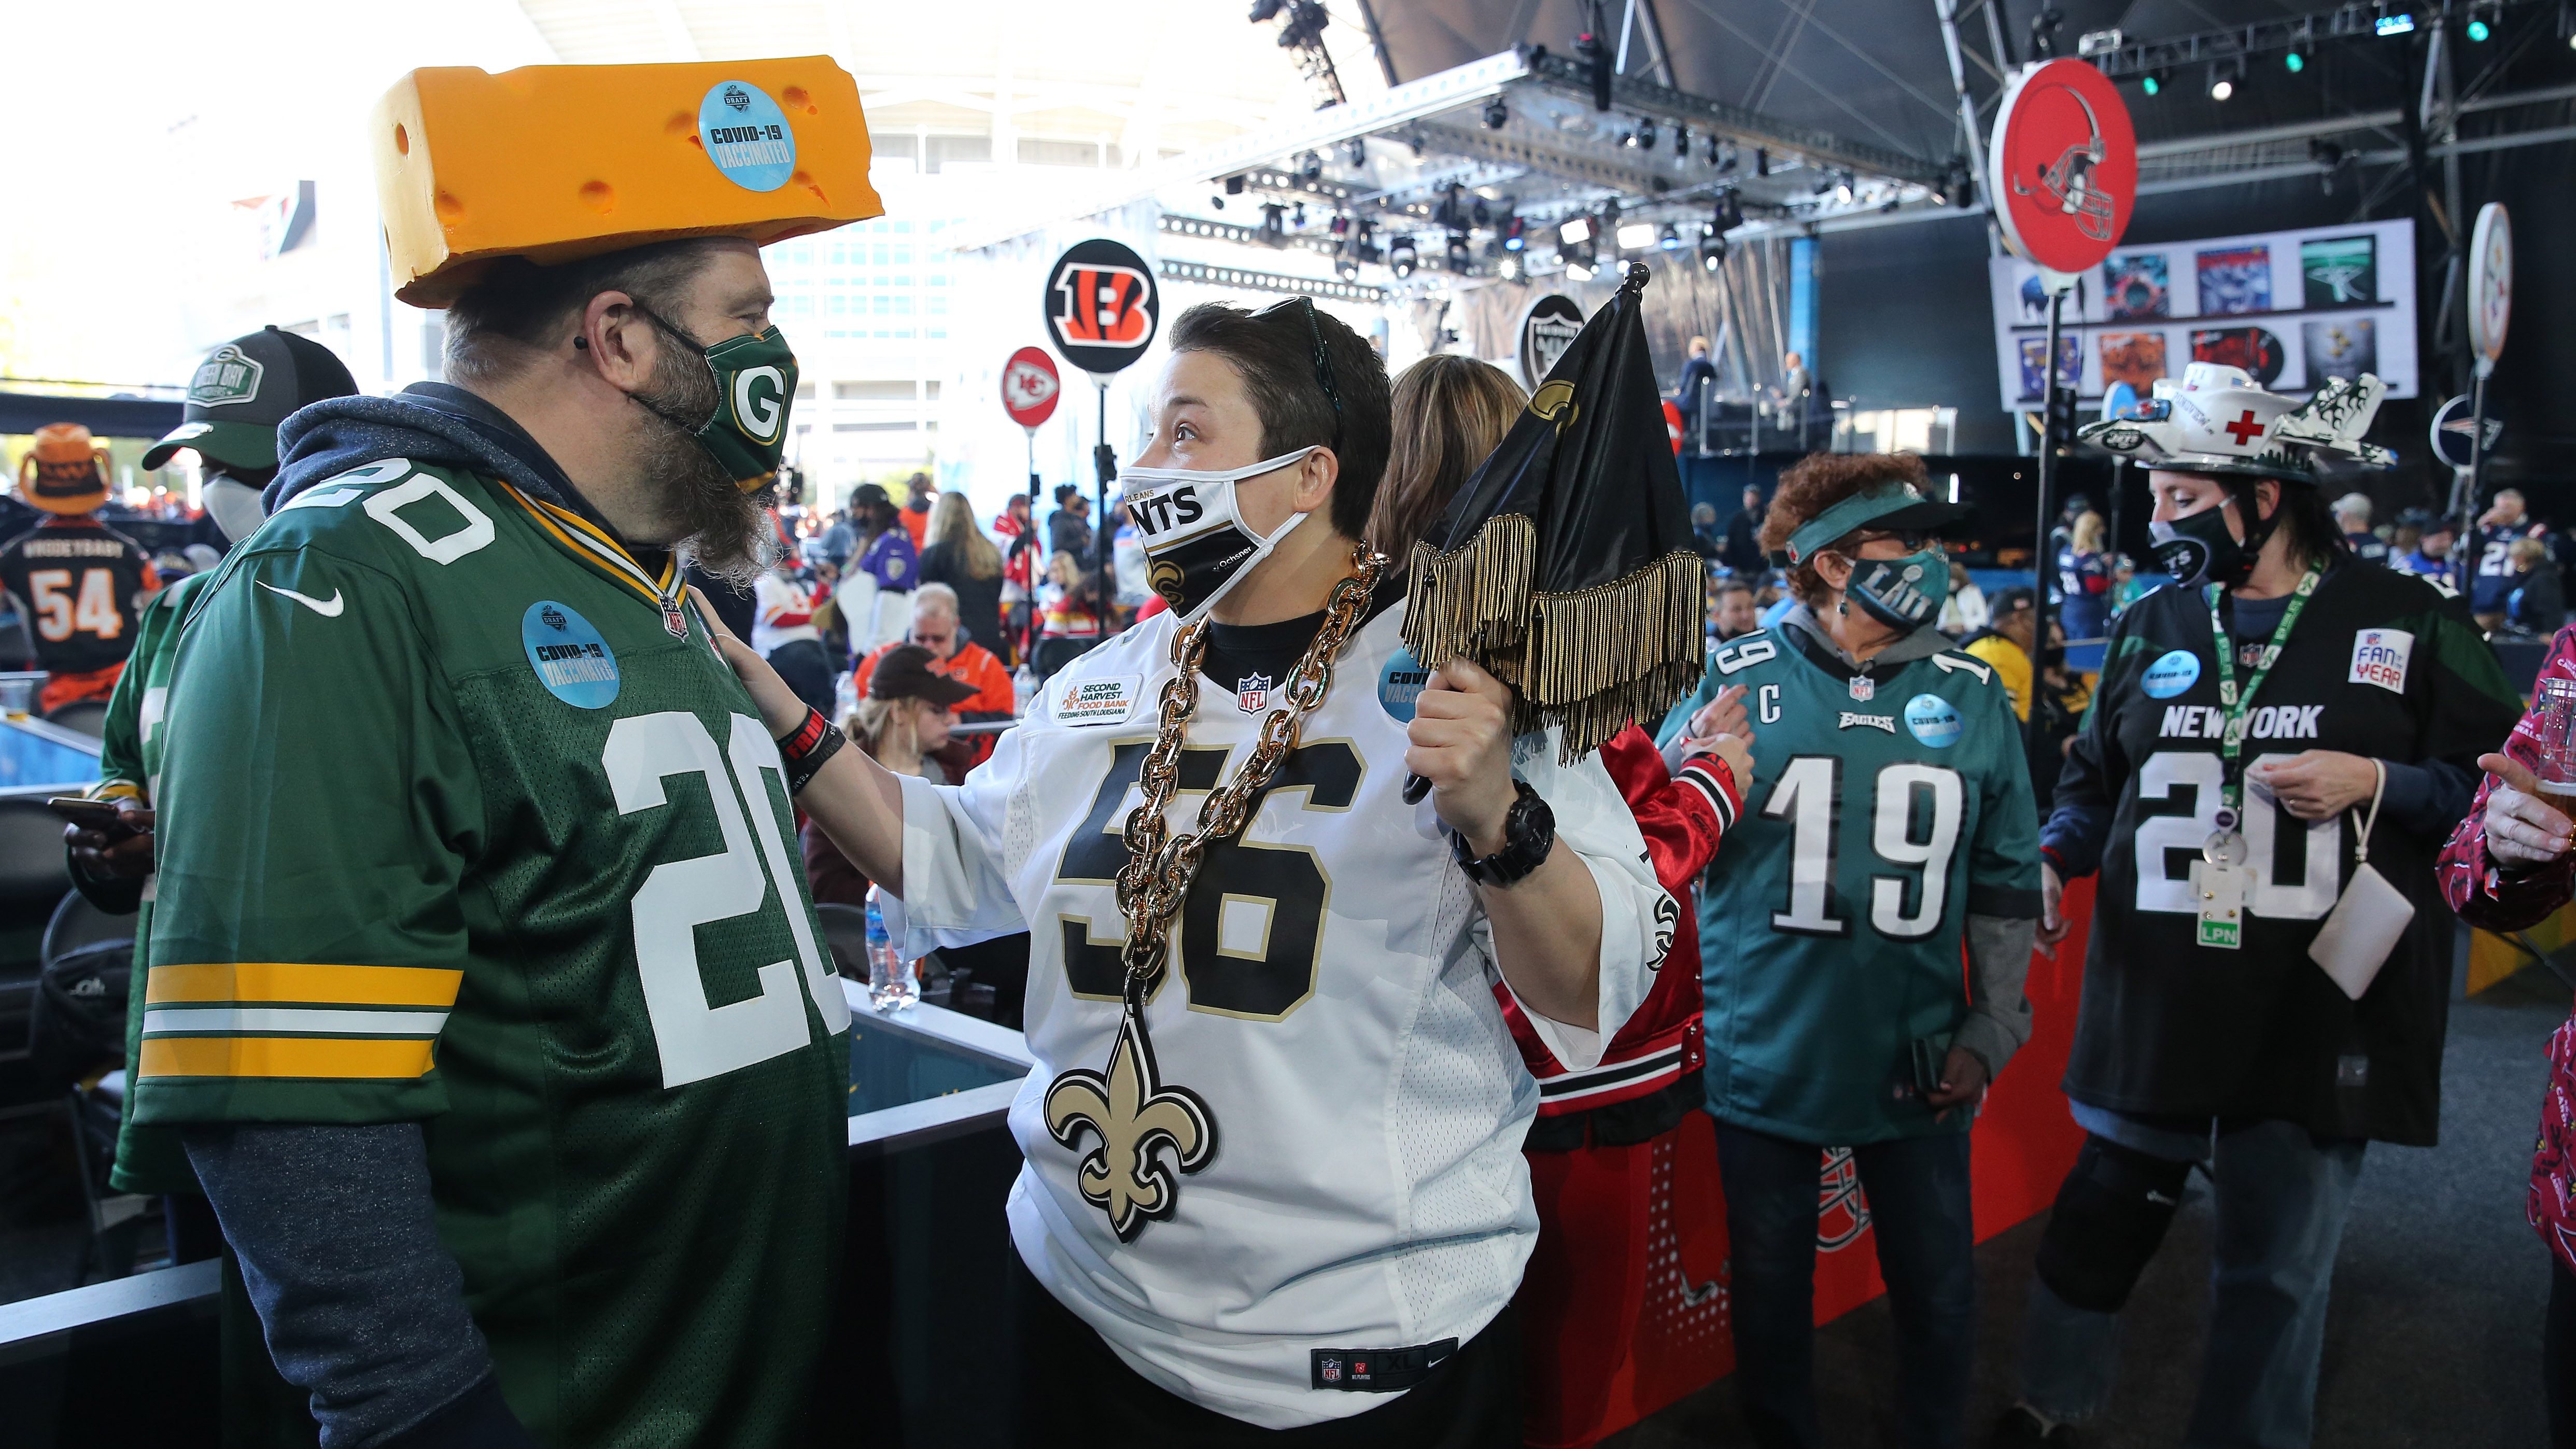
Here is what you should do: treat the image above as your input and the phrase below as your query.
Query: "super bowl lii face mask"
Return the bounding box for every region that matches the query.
[1840,541,1951,632]
[631,308,799,493]
[1117,446,1321,622]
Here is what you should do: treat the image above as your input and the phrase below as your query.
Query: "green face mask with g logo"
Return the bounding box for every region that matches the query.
[633,308,799,493]
[694,325,798,492]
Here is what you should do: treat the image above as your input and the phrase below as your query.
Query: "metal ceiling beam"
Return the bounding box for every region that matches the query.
[1519,46,1945,183]
[2137,108,2407,157]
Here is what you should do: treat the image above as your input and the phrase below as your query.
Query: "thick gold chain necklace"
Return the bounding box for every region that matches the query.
[1043,544,1383,1242]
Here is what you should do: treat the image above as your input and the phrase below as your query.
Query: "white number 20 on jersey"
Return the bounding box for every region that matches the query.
[603,711,849,1089]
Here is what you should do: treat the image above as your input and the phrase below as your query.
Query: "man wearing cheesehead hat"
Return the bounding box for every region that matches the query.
[1,424,160,711]
[129,59,881,1448]
[1991,364,2521,1448]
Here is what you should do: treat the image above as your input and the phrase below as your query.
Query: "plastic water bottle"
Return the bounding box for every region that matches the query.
[864,885,917,1011]
[1012,664,1037,717]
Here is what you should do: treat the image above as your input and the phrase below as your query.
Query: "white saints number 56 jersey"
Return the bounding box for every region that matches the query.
[897,599,1666,1428]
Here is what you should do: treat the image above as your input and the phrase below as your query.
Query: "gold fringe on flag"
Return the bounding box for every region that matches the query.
[1403,519,1707,765]
[1402,513,1537,675]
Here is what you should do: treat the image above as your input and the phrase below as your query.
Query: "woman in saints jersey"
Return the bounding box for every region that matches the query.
[1995,366,2523,1448]
[1658,453,2040,1449]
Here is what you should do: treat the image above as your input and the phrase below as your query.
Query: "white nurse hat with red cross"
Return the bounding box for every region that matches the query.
[2077,361,2395,481]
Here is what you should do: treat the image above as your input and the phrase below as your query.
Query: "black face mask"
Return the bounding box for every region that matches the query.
[2147,481,2277,590]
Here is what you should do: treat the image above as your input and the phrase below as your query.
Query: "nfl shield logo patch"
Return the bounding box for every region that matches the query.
[1849,674,1875,702]
[1236,672,1273,713]
[1321,1356,1342,1383]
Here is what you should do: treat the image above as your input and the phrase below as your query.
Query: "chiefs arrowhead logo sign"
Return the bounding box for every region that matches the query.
[1044,238,1160,376]
[1001,345,1061,428]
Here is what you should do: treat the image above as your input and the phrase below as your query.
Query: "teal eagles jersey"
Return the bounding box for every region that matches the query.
[96,568,212,1195]
[132,458,850,1448]
[1658,625,2039,1145]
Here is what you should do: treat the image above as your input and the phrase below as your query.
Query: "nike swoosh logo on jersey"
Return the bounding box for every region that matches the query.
[259,582,345,617]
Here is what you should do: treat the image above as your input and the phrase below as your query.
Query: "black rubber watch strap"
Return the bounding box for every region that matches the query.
[1451,779,1555,888]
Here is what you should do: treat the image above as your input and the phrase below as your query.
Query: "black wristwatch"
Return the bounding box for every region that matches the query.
[1451,779,1557,888]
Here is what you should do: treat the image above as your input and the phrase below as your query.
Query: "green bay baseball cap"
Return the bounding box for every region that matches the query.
[143,325,360,472]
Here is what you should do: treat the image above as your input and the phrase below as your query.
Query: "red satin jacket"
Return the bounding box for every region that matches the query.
[1499,724,1739,1149]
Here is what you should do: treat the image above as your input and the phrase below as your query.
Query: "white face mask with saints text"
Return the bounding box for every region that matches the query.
[1116,446,1320,623]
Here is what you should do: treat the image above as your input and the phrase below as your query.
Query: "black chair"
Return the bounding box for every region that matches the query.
[44,698,109,738]
[44,889,132,965]
[815,902,869,981]
[0,796,72,1058]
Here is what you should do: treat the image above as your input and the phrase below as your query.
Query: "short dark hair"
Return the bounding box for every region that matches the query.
[1169,300,1392,542]
[444,239,733,384]
[1714,576,1755,599]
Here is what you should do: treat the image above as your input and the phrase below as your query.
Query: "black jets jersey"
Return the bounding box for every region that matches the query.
[2044,565,2521,1145]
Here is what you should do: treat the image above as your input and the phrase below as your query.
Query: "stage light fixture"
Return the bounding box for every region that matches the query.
[1336,251,1359,281]
[1565,257,1595,281]
[1636,117,1658,149]
[2285,48,2306,72]
[1658,222,1682,251]
[1674,123,1690,157]
[1499,252,1523,281]
[2207,58,2240,101]
[1716,191,1744,233]
[1501,215,1528,251]
[2141,71,2164,95]
[1344,138,1368,167]
[1615,220,1656,252]
[1446,231,1472,272]
[1559,216,1593,246]
[2376,12,2415,36]
[1698,227,1728,272]
[1756,148,1771,177]
[1482,96,1509,129]
[1389,235,1418,278]
[2466,4,2497,41]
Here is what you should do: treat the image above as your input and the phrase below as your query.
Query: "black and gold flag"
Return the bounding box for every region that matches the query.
[1402,262,1704,762]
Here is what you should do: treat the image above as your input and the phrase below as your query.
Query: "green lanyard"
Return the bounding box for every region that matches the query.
[2203,566,2322,823]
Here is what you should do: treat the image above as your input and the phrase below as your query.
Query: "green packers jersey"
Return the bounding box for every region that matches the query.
[100,568,211,1195]
[1658,624,2039,1145]
[132,457,850,1448]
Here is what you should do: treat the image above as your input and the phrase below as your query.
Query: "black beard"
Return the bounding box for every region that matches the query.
[630,344,773,586]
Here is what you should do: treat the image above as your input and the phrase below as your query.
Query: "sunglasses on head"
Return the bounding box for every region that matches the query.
[1254,296,1343,449]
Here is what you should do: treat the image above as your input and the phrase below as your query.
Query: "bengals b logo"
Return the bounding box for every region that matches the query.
[1052,263,1155,346]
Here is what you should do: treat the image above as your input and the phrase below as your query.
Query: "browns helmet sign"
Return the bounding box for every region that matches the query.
[1044,238,1160,376]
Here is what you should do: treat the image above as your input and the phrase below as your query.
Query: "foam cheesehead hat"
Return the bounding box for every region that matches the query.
[143,326,361,472]
[2076,361,2395,482]
[19,423,110,515]
[372,58,882,308]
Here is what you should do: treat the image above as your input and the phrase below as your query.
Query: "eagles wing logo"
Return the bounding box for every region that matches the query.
[1044,1008,1217,1242]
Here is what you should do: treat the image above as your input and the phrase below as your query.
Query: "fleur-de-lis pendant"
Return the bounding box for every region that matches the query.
[1042,985,1218,1242]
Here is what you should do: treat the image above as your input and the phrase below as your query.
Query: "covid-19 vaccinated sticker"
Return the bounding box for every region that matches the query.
[523,601,620,709]
[1378,646,1432,723]
[2143,649,2202,698]
[698,81,797,193]
[1904,693,1963,749]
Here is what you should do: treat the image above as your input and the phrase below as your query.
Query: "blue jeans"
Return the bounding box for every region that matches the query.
[2017,1115,2366,1449]
[1713,1120,1976,1449]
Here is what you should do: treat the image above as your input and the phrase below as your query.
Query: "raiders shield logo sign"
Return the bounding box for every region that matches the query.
[1236,672,1273,714]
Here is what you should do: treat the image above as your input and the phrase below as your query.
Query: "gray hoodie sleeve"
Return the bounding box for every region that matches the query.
[184,1122,537,1449]
[1953,913,2038,1077]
